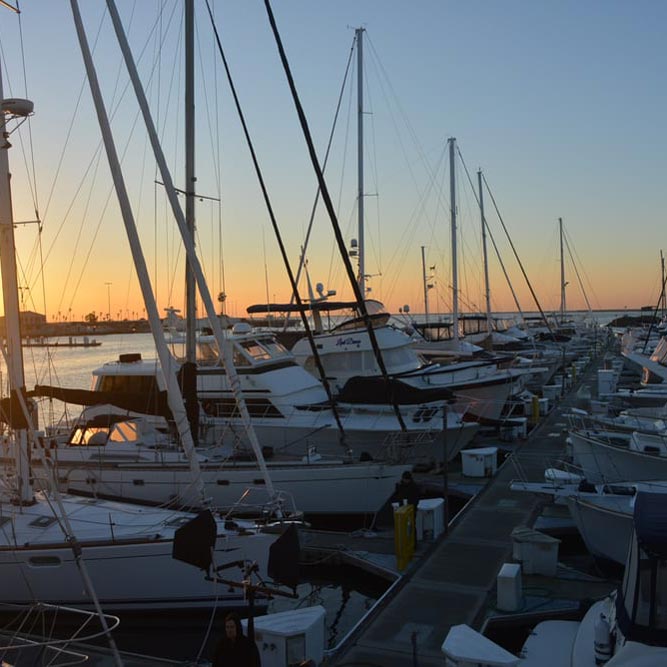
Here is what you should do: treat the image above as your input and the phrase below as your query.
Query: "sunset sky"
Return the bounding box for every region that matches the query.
[1,1,666,322]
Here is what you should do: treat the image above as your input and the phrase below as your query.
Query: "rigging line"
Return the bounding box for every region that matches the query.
[194,16,222,294]
[562,232,592,314]
[15,5,39,221]
[384,145,447,298]
[638,255,667,354]
[457,152,524,319]
[563,227,600,311]
[326,70,354,290]
[211,5,226,312]
[290,32,355,312]
[361,45,383,283]
[203,0,350,443]
[38,3,175,282]
[365,35,431,201]
[481,172,554,336]
[263,0,407,433]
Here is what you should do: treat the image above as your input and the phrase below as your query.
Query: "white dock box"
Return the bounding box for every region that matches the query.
[242,605,326,667]
[496,562,523,612]
[597,369,617,397]
[461,447,498,478]
[416,497,445,541]
[510,526,560,576]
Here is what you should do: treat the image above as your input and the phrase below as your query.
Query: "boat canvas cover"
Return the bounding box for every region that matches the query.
[634,491,667,559]
[337,376,453,405]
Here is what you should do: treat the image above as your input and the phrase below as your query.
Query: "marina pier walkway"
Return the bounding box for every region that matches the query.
[330,353,605,666]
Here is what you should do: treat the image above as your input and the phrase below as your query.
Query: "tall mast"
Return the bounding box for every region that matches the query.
[185,0,196,362]
[421,245,430,324]
[75,0,207,503]
[448,137,459,343]
[105,0,279,505]
[661,250,666,318]
[0,80,33,505]
[356,27,365,298]
[478,168,491,330]
[559,217,566,321]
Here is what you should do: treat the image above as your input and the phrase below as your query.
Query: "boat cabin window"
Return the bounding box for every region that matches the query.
[321,351,363,373]
[97,374,159,396]
[108,421,141,443]
[239,340,272,362]
[383,346,420,370]
[69,427,109,446]
[69,421,142,447]
[197,341,220,364]
[258,338,289,358]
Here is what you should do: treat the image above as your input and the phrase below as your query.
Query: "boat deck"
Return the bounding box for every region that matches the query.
[329,345,611,666]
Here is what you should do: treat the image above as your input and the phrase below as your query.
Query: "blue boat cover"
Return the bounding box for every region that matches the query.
[634,492,667,559]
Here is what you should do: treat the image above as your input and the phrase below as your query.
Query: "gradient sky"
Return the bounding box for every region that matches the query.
[1,1,666,321]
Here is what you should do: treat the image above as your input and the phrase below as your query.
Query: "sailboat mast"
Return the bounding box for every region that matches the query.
[356,27,365,297]
[104,0,279,504]
[74,0,207,503]
[185,0,197,363]
[421,245,430,324]
[478,168,491,329]
[0,78,33,505]
[559,217,566,321]
[448,137,459,343]
[661,250,666,318]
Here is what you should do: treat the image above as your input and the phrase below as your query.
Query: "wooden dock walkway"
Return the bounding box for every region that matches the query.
[329,348,610,666]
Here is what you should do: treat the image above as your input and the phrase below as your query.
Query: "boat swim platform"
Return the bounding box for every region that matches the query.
[328,345,612,666]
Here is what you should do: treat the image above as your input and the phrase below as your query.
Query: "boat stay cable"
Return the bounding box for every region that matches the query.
[263,0,408,432]
[456,150,527,327]
[288,36,356,317]
[562,228,595,315]
[481,172,555,338]
[203,0,350,446]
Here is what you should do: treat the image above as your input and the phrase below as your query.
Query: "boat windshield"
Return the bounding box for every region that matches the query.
[68,420,142,447]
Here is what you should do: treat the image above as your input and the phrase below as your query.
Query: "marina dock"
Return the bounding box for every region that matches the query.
[326,348,611,666]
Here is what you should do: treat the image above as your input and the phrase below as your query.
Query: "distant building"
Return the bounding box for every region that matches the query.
[0,310,47,337]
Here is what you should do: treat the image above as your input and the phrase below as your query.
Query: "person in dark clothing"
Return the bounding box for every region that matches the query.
[212,612,261,667]
[393,470,420,508]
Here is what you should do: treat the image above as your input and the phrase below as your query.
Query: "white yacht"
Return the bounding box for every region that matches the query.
[290,311,523,423]
[50,324,478,464]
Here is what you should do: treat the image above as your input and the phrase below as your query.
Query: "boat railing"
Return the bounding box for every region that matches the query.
[0,601,121,665]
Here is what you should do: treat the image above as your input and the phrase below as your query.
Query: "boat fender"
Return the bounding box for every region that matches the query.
[594,612,612,664]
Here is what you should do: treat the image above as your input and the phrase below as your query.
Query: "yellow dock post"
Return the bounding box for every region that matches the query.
[531,395,540,424]
[394,503,415,571]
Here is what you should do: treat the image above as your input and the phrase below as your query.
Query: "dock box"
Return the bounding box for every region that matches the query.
[416,497,445,541]
[511,526,560,576]
[597,369,617,397]
[461,447,498,478]
[242,605,326,667]
[497,562,523,612]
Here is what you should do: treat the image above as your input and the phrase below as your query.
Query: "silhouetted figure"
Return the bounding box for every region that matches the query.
[392,470,420,508]
[212,612,261,667]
